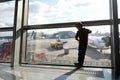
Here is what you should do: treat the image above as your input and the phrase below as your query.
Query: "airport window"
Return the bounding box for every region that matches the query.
[0,31,13,62]
[0,1,15,27]
[0,1,14,63]
[1,0,119,79]
[28,0,110,25]
[26,26,111,67]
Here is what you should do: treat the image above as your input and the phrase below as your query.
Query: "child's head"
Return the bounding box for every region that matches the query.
[75,22,83,29]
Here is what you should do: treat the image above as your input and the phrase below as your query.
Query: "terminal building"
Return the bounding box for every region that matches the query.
[0,0,120,80]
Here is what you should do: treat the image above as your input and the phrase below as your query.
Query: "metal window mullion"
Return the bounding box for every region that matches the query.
[110,0,120,79]
[11,0,23,68]
[20,0,29,64]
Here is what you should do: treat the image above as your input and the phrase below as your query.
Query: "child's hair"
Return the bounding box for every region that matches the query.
[75,22,83,28]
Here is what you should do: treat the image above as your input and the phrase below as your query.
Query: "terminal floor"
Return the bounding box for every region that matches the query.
[0,63,113,80]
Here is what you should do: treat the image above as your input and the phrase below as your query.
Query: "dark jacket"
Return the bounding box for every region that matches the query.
[75,28,91,45]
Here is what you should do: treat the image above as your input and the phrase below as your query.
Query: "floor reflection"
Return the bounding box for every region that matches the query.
[0,63,112,80]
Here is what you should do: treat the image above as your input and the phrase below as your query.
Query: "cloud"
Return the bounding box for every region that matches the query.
[0,1,15,27]
[28,0,85,24]
[28,0,110,25]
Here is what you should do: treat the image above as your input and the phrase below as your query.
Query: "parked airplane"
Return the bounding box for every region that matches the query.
[27,31,36,41]
[88,36,111,52]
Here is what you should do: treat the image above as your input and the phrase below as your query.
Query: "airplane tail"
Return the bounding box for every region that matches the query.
[27,31,36,41]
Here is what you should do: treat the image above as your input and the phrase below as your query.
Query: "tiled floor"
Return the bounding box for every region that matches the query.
[0,63,112,80]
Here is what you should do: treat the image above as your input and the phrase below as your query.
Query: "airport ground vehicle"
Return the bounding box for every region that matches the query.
[50,42,63,50]
[50,38,67,50]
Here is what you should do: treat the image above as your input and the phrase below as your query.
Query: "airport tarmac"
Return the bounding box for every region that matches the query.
[26,38,111,67]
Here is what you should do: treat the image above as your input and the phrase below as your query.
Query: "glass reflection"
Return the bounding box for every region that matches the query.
[0,32,13,62]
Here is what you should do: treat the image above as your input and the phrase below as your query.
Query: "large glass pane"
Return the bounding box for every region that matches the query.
[0,31,13,62]
[28,0,109,25]
[26,25,111,67]
[0,1,15,27]
[86,25,111,67]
